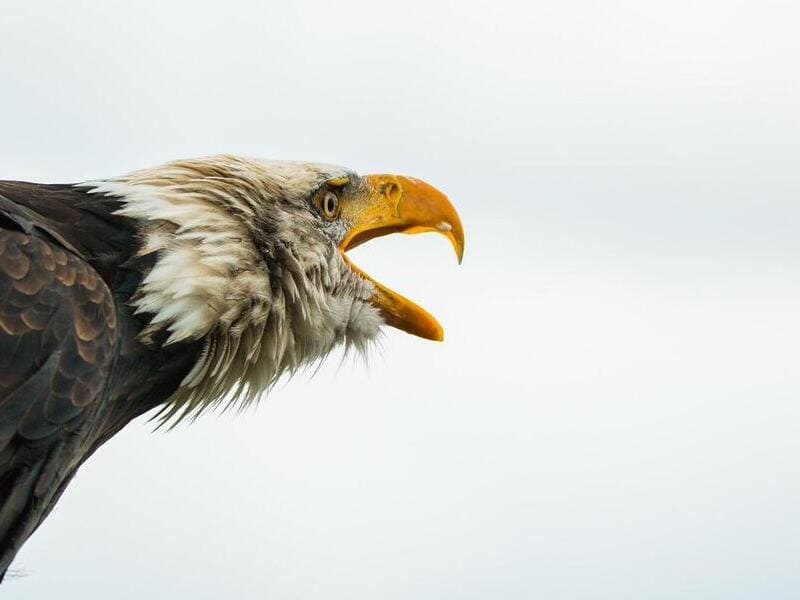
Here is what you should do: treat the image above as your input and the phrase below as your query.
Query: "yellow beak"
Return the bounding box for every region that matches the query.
[338,174,464,341]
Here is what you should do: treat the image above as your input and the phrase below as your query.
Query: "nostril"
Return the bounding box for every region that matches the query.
[381,181,400,200]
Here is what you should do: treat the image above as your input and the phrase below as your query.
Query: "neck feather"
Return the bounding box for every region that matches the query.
[81,155,382,424]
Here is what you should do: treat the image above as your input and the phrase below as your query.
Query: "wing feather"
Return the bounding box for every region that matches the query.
[0,229,117,576]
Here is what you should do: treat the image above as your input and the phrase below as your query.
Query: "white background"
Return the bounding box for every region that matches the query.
[2,1,800,598]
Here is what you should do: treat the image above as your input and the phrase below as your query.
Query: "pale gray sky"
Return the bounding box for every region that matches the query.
[3,1,800,598]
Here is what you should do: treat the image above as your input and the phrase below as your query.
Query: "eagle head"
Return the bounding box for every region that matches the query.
[82,155,464,421]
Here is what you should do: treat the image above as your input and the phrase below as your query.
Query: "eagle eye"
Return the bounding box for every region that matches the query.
[321,191,339,220]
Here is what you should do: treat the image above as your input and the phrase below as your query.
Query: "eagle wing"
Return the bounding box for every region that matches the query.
[0,227,117,576]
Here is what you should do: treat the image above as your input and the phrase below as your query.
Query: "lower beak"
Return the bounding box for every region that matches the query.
[338,174,464,341]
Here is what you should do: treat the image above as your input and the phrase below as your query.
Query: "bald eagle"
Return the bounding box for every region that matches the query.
[0,155,463,580]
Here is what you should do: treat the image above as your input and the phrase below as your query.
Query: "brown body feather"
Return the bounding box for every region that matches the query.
[0,182,201,580]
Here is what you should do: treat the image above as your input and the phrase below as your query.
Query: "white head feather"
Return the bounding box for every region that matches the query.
[82,155,384,423]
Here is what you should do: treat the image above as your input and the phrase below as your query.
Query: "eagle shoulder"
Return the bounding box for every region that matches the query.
[0,228,118,579]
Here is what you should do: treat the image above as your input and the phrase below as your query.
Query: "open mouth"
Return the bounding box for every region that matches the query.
[337,174,464,341]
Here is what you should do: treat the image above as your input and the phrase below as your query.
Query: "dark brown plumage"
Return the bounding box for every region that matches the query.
[0,182,202,579]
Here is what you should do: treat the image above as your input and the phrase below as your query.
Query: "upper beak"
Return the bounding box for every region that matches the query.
[338,174,464,341]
